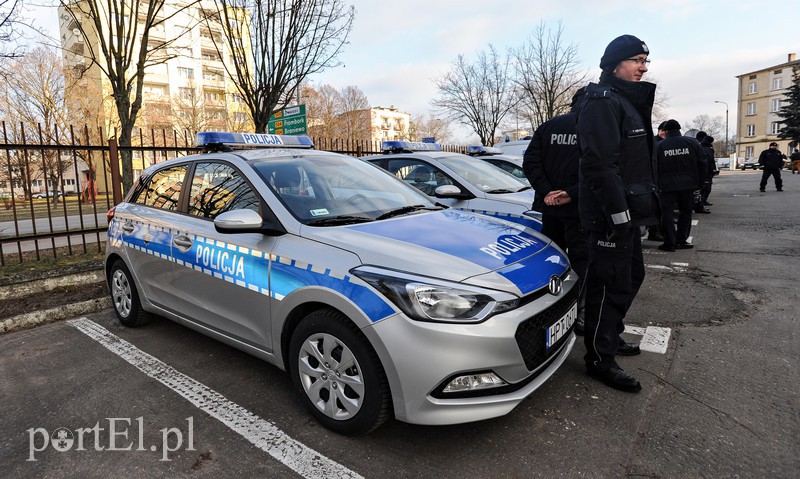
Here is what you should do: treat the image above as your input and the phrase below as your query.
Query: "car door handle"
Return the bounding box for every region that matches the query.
[121,223,135,233]
[173,235,193,251]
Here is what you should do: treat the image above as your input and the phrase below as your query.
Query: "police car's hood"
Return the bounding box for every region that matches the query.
[307,209,568,296]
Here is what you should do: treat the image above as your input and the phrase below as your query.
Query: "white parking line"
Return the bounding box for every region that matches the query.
[623,325,672,354]
[68,318,362,479]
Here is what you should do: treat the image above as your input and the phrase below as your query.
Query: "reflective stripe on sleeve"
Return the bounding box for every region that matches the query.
[611,210,631,225]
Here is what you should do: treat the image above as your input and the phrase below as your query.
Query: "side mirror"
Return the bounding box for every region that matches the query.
[434,184,466,197]
[214,209,285,236]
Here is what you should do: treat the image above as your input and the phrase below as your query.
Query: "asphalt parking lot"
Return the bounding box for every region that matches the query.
[1,169,797,478]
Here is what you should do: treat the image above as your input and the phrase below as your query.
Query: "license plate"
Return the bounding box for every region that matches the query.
[545,302,577,350]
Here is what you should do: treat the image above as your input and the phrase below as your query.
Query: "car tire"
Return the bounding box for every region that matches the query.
[109,260,152,327]
[289,308,390,435]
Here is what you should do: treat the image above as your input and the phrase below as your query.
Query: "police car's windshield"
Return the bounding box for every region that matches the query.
[251,155,439,225]
[438,155,529,193]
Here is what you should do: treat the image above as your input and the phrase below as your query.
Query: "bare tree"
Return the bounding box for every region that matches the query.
[60,0,199,192]
[337,85,370,139]
[433,45,518,146]
[0,0,26,59]
[513,21,587,129]
[303,83,341,138]
[409,114,452,144]
[204,0,355,133]
[2,47,75,203]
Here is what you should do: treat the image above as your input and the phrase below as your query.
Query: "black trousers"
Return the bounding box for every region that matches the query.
[659,190,694,247]
[760,168,783,190]
[583,228,645,370]
[542,215,589,317]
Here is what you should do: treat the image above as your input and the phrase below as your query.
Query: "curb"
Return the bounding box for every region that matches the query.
[0,297,111,334]
[0,269,105,301]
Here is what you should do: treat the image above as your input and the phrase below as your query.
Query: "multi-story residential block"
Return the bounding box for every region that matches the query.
[736,53,799,162]
[57,0,253,177]
[368,106,410,141]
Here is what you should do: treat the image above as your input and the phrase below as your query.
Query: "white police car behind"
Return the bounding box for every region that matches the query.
[105,133,576,435]
[363,141,541,230]
[466,145,528,184]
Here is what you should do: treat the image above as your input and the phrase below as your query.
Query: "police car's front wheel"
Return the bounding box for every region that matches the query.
[289,309,390,435]
[109,260,152,327]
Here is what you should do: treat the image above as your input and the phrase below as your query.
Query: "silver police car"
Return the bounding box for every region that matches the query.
[106,133,577,435]
[363,141,541,230]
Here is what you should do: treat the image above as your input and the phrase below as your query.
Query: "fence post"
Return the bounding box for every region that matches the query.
[108,138,123,204]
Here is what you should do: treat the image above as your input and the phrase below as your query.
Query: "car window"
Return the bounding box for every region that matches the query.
[438,155,526,192]
[385,159,453,195]
[187,162,260,219]
[133,165,187,211]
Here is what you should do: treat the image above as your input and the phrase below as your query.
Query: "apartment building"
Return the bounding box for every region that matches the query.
[370,106,410,141]
[736,53,799,161]
[58,0,253,174]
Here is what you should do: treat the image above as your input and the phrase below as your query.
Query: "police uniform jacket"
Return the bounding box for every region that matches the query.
[759,148,786,169]
[576,73,660,232]
[699,137,716,180]
[523,112,580,217]
[656,131,704,192]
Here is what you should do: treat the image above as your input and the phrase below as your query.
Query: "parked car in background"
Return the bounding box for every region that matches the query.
[466,145,528,185]
[715,158,730,169]
[362,141,541,230]
[32,191,64,199]
[739,160,760,170]
[492,138,531,156]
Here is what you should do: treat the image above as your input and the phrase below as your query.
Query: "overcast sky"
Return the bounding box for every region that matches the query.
[28,0,800,143]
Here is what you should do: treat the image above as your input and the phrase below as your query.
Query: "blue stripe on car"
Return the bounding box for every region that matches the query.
[111,218,395,322]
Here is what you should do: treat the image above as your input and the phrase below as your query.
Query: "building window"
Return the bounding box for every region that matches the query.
[748,82,757,94]
[771,122,781,135]
[179,87,193,99]
[64,179,76,186]
[747,102,756,115]
[233,112,248,122]
[746,124,755,137]
[772,99,781,112]
[203,70,223,81]
[177,67,194,79]
[773,77,783,90]
[746,146,754,158]
[204,91,222,102]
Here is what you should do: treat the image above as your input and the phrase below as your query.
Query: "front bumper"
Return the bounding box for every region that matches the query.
[363,276,577,426]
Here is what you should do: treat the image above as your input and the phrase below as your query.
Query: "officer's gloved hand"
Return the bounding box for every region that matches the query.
[607,222,630,242]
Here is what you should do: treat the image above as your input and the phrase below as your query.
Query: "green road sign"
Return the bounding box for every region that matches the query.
[268,104,307,135]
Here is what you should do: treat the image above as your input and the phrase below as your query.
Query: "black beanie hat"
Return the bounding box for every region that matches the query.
[657,121,667,131]
[663,119,681,131]
[600,35,649,71]
[696,131,707,141]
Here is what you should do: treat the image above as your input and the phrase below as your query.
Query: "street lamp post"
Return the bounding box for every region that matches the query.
[715,100,729,167]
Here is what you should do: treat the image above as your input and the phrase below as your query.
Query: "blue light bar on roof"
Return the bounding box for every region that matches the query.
[195,132,314,149]
[466,145,503,156]
[381,140,442,153]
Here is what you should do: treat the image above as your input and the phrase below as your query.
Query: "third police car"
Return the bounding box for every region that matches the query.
[466,145,528,184]
[105,133,576,435]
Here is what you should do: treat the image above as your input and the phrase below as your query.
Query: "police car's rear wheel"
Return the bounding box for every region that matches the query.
[109,260,151,327]
[289,309,390,435]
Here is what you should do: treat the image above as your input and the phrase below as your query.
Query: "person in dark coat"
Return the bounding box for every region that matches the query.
[523,95,588,335]
[655,120,704,251]
[758,142,786,191]
[576,34,659,393]
[699,134,716,208]
[791,149,800,174]
[693,131,712,214]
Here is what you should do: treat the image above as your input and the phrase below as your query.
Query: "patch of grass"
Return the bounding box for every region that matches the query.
[1,244,105,279]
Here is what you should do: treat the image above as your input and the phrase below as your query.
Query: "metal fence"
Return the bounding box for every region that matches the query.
[0,125,466,265]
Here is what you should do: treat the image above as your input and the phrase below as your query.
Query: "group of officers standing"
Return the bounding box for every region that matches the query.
[522,34,717,394]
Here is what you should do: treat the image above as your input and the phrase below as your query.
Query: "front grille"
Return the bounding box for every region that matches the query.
[515,285,578,371]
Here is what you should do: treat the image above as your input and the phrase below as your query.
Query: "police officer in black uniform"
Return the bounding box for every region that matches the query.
[758,142,786,191]
[576,34,659,393]
[693,131,712,214]
[523,99,588,335]
[655,119,704,251]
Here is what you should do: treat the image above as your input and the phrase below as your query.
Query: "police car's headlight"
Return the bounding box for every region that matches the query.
[352,266,519,323]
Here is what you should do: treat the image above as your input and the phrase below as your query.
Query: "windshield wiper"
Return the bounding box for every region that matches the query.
[376,205,440,220]
[306,215,373,226]
[486,188,515,194]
